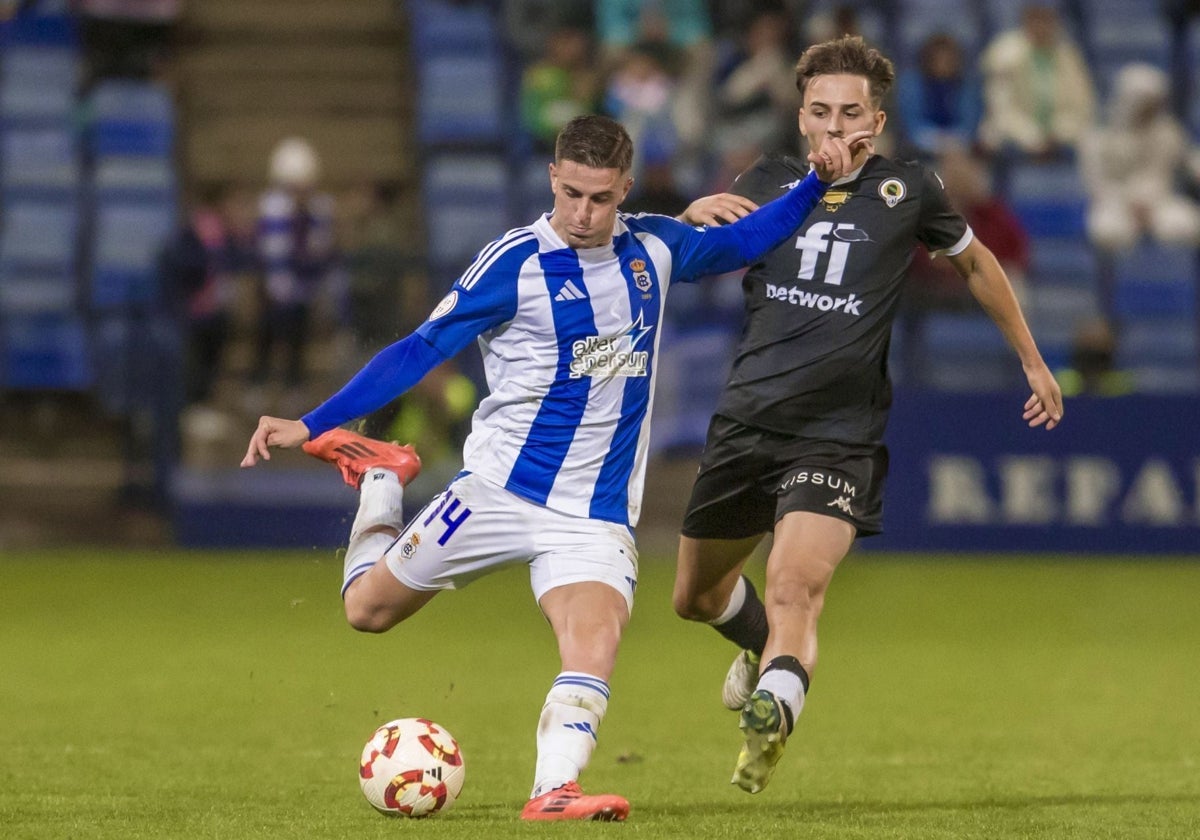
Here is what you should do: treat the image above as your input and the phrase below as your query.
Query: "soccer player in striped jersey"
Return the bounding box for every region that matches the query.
[241,114,870,821]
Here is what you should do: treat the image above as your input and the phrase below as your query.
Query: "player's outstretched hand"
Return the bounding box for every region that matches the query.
[241,415,311,467]
[678,192,760,226]
[1021,363,1064,430]
[809,129,876,181]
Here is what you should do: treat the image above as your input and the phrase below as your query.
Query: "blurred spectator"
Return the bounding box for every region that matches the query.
[896,32,982,159]
[623,146,689,215]
[710,7,797,159]
[77,0,180,85]
[978,3,1095,159]
[904,144,1030,312]
[803,2,863,44]
[338,180,409,355]
[158,182,255,439]
[1079,63,1200,253]
[594,0,716,155]
[249,137,338,414]
[602,41,680,180]
[519,25,601,153]
[504,0,593,60]
[1055,317,1135,397]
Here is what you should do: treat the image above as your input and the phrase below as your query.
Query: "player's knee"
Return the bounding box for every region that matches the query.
[672,586,723,623]
[767,576,825,614]
[343,593,396,634]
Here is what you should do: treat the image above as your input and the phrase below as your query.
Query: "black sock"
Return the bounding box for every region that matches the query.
[712,576,769,654]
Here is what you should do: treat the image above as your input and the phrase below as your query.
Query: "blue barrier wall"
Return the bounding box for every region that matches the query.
[870,393,1200,553]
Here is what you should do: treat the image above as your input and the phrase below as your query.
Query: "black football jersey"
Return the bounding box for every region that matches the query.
[713,153,970,444]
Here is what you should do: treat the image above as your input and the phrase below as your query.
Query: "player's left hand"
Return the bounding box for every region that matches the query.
[809,129,876,181]
[241,415,311,467]
[678,193,759,226]
[1022,363,1064,430]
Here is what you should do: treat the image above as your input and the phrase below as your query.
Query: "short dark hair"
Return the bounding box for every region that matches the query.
[794,36,896,107]
[554,115,634,173]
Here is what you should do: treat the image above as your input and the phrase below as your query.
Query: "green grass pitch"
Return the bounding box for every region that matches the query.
[2,549,1199,839]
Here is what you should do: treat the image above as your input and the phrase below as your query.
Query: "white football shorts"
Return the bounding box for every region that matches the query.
[382,472,639,612]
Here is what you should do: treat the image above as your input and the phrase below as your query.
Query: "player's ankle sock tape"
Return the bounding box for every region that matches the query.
[763,654,810,693]
[711,576,769,654]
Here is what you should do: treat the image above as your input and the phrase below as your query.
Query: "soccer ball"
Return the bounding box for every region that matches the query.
[358,718,466,818]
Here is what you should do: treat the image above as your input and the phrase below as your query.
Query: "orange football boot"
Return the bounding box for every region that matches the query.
[519,782,629,822]
[301,429,421,489]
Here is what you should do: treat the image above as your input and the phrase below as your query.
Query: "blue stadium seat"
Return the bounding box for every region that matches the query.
[1079,0,1171,95]
[897,0,983,66]
[918,312,1016,391]
[0,46,79,122]
[423,153,511,271]
[0,0,77,47]
[86,80,175,157]
[89,200,176,310]
[1028,236,1100,288]
[0,270,76,316]
[1007,161,1088,239]
[407,0,498,57]
[0,123,81,198]
[1112,244,1197,318]
[0,312,90,390]
[417,54,506,146]
[0,199,78,272]
[1117,318,1198,368]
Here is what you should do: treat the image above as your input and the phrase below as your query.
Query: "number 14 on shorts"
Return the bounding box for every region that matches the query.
[422,491,472,546]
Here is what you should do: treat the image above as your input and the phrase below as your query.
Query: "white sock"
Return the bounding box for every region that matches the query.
[530,672,609,798]
[709,575,747,626]
[757,668,805,728]
[341,469,404,595]
[349,468,404,541]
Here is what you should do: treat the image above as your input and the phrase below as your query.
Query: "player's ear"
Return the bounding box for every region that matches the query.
[621,176,634,202]
[797,108,807,137]
[873,109,887,135]
[548,162,559,192]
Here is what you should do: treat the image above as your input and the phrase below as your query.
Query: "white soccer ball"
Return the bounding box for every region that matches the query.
[358,718,466,818]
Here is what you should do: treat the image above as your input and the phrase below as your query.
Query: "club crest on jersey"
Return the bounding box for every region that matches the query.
[429,290,458,320]
[627,258,652,293]
[879,178,906,208]
[821,190,852,212]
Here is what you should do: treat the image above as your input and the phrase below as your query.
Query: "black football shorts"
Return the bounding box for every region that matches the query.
[680,415,888,540]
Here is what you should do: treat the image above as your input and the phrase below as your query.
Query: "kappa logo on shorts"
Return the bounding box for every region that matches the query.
[827,496,854,515]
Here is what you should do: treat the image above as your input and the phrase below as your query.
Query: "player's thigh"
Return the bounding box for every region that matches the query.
[346,558,440,627]
[768,510,855,599]
[529,514,639,615]
[383,473,537,593]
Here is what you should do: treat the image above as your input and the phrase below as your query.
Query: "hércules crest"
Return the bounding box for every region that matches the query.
[879,178,906,208]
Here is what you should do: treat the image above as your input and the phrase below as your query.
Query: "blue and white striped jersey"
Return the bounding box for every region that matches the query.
[301,171,830,527]
[418,211,743,527]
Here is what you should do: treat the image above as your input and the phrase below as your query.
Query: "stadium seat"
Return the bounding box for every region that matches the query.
[0,312,91,390]
[407,0,498,58]
[0,270,76,316]
[86,80,175,157]
[88,200,176,310]
[0,124,81,199]
[1079,0,1171,95]
[0,199,78,272]
[1007,161,1088,239]
[1112,244,1197,318]
[423,153,511,270]
[416,54,506,146]
[1117,318,1198,367]
[0,0,77,47]
[1028,236,1100,288]
[0,46,79,122]
[917,312,1017,391]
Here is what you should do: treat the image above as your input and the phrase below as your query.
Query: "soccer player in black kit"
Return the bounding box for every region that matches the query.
[671,36,1065,793]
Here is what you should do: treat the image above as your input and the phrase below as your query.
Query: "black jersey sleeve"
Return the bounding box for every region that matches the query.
[728,155,795,206]
[914,165,970,254]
